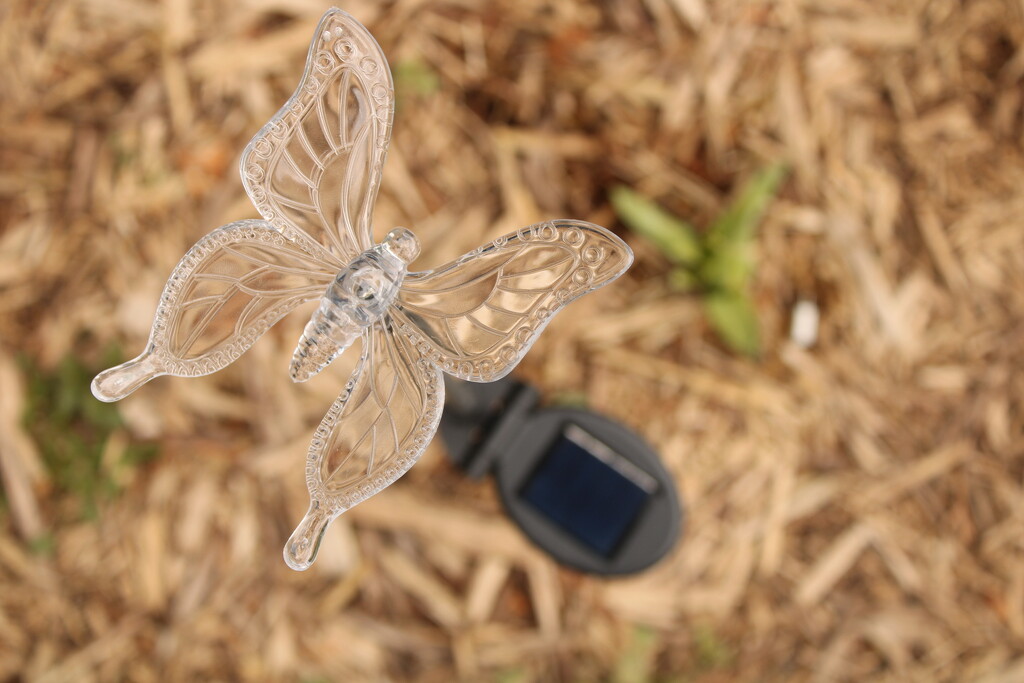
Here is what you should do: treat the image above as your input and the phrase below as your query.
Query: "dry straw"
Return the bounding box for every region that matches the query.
[1,0,1023,680]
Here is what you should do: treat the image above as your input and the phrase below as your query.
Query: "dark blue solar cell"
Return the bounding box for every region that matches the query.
[519,428,651,557]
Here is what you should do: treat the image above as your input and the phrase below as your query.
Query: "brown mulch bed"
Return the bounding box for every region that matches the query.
[1,0,1022,680]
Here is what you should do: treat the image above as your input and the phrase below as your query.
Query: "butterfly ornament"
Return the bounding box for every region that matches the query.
[92,8,633,570]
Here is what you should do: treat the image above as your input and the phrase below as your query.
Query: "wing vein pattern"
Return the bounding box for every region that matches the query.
[91,219,336,402]
[304,318,443,512]
[393,220,633,382]
[240,9,395,262]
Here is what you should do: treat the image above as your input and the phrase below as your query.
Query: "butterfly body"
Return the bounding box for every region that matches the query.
[290,228,419,382]
[92,8,634,571]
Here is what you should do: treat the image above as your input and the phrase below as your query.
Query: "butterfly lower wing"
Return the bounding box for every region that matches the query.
[92,220,335,402]
[240,8,394,261]
[391,220,633,382]
[285,315,443,570]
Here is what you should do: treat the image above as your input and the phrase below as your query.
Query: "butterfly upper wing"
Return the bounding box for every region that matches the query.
[391,220,633,382]
[92,220,336,402]
[240,8,394,261]
[284,315,443,570]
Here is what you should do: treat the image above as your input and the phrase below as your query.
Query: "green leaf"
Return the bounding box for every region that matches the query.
[697,240,753,293]
[494,669,530,683]
[550,391,589,408]
[703,290,760,357]
[20,351,158,521]
[610,186,702,266]
[706,163,787,250]
[392,59,440,98]
[28,533,56,556]
[668,267,700,292]
[693,623,735,671]
[698,164,786,292]
[612,625,659,683]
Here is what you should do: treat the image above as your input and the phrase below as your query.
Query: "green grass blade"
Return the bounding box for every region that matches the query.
[611,186,703,266]
[698,240,753,292]
[706,163,787,249]
[612,625,659,683]
[20,352,159,520]
[392,59,441,98]
[668,266,700,292]
[703,289,761,357]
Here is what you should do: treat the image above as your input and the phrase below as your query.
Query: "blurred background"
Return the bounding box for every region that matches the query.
[2,0,1023,680]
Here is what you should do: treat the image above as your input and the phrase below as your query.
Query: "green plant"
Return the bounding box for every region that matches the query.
[392,58,441,103]
[611,164,787,357]
[692,623,734,671]
[20,350,158,520]
[612,625,660,683]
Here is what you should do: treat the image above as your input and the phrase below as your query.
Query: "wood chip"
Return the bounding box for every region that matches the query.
[2,0,1022,678]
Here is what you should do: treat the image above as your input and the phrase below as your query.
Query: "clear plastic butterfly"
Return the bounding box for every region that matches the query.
[91,8,633,570]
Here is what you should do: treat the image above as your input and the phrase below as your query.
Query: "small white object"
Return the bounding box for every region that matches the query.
[790,299,820,349]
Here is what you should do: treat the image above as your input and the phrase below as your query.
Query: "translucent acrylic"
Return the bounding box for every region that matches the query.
[290,228,419,382]
[92,8,634,571]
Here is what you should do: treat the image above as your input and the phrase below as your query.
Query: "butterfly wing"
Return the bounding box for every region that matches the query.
[240,8,394,261]
[92,220,336,402]
[284,315,443,570]
[391,220,633,382]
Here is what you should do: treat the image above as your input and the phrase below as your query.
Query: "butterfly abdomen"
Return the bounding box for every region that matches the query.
[289,228,420,382]
[290,303,361,382]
